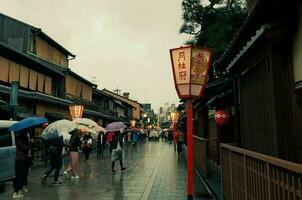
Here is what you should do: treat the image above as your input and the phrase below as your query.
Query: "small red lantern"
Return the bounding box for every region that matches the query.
[215,110,230,125]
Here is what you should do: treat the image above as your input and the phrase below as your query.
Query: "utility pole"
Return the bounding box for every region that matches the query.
[113,87,121,95]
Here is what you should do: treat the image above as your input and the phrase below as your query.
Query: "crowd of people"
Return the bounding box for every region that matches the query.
[11,126,185,199]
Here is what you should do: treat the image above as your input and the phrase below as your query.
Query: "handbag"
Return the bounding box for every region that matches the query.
[116,142,123,153]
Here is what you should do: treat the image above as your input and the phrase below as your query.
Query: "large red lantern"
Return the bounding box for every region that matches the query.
[215,110,230,125]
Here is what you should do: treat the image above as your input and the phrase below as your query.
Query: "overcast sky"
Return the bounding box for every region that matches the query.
[1,0,189,112]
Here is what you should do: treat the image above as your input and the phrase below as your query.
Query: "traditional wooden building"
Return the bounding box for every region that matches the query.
[0,13,74,124]
[189,0,302,199]
[102,88,143,121]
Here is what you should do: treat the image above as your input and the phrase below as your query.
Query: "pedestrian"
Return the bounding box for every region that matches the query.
[110,131,126,174]
[107,131,115,153]
[12,129,31,199]
[131,131,138,147]
[176,130,184,155]
[161,130,166,141]
[97,131,106,159]
[23,131,34,193]
[41,135,64,185]
[82,132,93,161]
[168,131,173,144]
[64,129,81,179]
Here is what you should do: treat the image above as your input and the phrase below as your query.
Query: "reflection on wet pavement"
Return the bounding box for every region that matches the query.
[0,141,188,200]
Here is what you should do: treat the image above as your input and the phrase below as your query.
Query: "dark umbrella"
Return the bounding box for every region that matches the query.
[9,117,48,132]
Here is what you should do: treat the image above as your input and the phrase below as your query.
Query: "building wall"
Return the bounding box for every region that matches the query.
[34,36,68,67]
[102,90,141,120]
[293,4,302,83]
[35,104,70,137]
[0,14,29,53]
[0,56,52,95]
[65,75,92,101]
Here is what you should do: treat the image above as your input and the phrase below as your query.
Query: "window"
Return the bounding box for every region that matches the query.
[29,33,36,53]
[0,128,12,147]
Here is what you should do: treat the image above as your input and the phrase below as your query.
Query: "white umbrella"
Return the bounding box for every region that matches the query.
[73,118,98,128]
[95,125,106,133]
[77,125,98,139]
[41,119,76,140]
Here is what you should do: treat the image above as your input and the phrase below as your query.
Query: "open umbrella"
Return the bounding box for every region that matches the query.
[9,117,48,132]
[41,119,76,140]
[73,118,98,128]
[105,122,127,132]
[95,125,106,133]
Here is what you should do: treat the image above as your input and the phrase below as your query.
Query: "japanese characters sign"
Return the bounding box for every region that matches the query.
[191,48,211,84]
[170,46,212,99]
[170,46,191,85]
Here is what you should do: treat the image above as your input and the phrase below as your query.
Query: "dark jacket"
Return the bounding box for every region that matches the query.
[47,136,64,155]
[69,134,81,152]
[97,132,106,148]
[16,134,31,160]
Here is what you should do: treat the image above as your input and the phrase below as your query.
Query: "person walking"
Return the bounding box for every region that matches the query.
[110,131,126,174]
[64,129,81,179]
[176,130,184,155]
[12,129,31,199]
[82,133,93,161]
[97,131,106,159]
[41,135,64,185]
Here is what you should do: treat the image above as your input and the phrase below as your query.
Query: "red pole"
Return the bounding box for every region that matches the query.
[173,122,176,151]
[187,99,193,200]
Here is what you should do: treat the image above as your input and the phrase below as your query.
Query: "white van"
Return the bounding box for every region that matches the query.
[0,120,17,182]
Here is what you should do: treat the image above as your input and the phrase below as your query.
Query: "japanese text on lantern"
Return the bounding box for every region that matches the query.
[191,49,211,84]
[178,52,187,81]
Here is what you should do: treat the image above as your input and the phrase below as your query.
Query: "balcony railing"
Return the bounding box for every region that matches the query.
[221,143,302,200]
[193,136,221,177]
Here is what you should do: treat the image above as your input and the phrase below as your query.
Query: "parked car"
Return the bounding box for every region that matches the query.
[149,129,160,141]
[0,120,17,183]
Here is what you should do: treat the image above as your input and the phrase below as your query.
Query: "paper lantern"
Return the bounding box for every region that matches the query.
[215,110,230,125]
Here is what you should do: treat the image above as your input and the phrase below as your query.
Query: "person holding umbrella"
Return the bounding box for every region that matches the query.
[105,122,127,174]
[110,131,126,174]
[41,134,64,185]
[12,129,31,199]
[64,129,81,179]
[9,117,48,199]
[97,131,106,159]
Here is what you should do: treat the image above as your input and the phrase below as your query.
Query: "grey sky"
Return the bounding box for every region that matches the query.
[1,0,189,112]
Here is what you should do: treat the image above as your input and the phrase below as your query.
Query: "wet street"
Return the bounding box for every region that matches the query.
[0,141,188,200]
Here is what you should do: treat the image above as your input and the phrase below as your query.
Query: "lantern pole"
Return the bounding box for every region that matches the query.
[187,98,193,200]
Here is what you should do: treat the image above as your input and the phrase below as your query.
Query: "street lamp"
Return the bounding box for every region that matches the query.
[170,45,213,200]
[69,105,84,120]
[130,119,136,128]
[170,111,179,151]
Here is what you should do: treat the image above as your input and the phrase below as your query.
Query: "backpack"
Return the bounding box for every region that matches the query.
[107,132,115,143]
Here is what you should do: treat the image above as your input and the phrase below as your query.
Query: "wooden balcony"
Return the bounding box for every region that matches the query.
[221,143,302,200]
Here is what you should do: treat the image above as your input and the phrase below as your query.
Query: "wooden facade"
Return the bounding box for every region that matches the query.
[102,89,143,120]
[65,74,92,102]
[214,0,302,198]
[34,36,68,67]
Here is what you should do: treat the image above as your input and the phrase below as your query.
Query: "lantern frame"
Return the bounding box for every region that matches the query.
[69,105,84,120]
[170,45,213,99]
[170,111,179,123]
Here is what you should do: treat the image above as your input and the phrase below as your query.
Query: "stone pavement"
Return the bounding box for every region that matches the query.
[0,141,202,200]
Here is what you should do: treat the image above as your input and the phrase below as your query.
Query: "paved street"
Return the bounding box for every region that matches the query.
[0,141,190,200]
